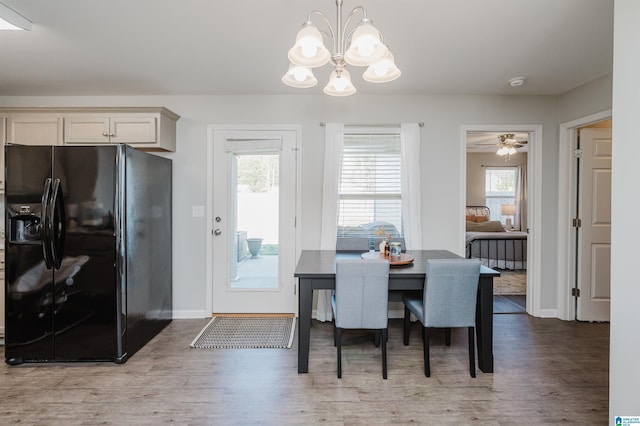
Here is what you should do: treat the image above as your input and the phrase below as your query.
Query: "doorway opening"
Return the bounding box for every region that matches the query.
[462,124,541,317]
[206,126,300,316]
[558,112,612,321]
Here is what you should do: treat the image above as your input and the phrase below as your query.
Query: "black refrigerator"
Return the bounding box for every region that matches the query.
[4,144,172,364]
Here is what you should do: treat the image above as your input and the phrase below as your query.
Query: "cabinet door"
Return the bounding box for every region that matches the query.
[64,116,111,144]
[7,115,64,145]
[110,116,157,144]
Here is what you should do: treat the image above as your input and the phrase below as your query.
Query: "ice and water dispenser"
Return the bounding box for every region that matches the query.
[8,205,42,244]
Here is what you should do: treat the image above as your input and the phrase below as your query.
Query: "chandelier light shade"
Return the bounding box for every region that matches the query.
[282,63,319,88]
[363,51,401,83]
[287,25,331,68]
[0,2,32,31]
[283,0,400,96]
[343,22,388,66]
[323,68,356,96]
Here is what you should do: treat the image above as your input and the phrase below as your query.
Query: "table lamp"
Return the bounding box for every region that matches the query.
[501,204,516,229]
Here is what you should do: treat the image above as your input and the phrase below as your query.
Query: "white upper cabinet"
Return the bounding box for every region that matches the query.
[6,114,64,145]
[63,108,178,151]
[0,107,179,152]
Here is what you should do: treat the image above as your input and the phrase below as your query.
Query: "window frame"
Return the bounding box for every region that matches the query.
[336,126,404,244]
[484,166,517,224]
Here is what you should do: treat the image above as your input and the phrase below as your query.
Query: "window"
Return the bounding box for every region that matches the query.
[485,167,517,223]
[337,129,403,242]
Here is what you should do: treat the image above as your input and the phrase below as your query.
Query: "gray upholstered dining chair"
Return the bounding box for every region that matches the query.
[336,237,371,252]
[332,258,390,379]
[402,258,482,377]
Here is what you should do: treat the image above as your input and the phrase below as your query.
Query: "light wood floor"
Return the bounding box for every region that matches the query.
[0,315,609,425]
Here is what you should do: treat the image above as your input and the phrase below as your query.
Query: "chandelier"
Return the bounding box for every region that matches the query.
[282,0,401,96]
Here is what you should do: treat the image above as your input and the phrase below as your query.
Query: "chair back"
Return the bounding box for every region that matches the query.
[422,259,481,328]
[336,237,371,252]
[334,259,389,329]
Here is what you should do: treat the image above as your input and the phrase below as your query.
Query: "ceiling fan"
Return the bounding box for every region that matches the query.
[496,133,527,157]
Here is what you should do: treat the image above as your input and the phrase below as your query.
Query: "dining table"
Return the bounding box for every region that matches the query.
[294,249,500,374]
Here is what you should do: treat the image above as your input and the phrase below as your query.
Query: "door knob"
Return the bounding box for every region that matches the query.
[214,228,222,236]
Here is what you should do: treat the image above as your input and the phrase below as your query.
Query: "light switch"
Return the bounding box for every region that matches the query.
[192,205,205,217]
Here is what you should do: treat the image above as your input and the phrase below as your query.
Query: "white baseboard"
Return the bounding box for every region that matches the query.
[538,309,559,318]
[171,310,210,319]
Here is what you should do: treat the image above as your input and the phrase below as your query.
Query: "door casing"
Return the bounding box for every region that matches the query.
[557,110,612,321]
[205,125,302,316]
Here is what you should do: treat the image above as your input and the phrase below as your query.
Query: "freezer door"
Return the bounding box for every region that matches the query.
[49,145,120,361]
[122,145,172,357]
[5,145,55,364]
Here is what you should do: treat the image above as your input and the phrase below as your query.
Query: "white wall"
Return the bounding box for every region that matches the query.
[610,0,640,419]
[0,91,600,315]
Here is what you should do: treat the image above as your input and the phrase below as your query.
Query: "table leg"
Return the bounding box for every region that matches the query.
[298,278,312,373]
[475,275,494,373]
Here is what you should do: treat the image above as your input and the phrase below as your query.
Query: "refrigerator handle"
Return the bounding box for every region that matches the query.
[41,178,54,269]
[50,178,66,270]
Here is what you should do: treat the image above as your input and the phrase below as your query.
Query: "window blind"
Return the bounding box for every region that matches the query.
[337,132,403,238]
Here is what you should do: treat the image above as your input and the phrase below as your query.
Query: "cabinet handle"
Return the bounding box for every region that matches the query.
[109,133,115,137]
[102,132,109,137]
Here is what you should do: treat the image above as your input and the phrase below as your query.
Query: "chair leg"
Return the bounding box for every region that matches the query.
[382,328,388,379]
[403,306,411,346]
[423,326,431,377]
[445,328,452,346]
[333,321,337,347]
[468,327,476,378]
[374,330,381,347]
[336,327,342,378]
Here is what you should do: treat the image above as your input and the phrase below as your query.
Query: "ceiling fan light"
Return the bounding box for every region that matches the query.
[508,146,518,155]
[363,50,401,83]
[282,63,318,88]
[323,69,356,96]
[288,24,331,68]
[496,146,508,156]
[344,22,388,66]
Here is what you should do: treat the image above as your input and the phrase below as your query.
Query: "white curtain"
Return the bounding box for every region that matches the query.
[515,164,528,231]
[317,123,344,322]
[400,123,422,249]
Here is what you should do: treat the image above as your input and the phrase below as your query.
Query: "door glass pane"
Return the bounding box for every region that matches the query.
[230,154,279,289]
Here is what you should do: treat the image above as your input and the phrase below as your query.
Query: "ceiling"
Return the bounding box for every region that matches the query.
[0,0,613,97]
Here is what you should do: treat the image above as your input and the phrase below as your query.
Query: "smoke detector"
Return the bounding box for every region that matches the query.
[509,76,526,87]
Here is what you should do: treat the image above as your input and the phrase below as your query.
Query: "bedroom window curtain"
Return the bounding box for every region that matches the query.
[515,164,528,231]
[317,123,344,322]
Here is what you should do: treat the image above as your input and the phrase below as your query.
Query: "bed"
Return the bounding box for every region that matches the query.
[465,206,527,270]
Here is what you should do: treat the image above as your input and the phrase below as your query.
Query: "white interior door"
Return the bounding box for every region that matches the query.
[577,127,612,321]
[211,129,297,314]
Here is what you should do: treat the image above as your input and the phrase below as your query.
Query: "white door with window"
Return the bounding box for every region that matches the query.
[576,128,611,321]
[210,128,298,314]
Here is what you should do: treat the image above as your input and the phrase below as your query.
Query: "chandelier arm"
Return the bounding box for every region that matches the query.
[340,6,366,53]
[308,10,336,52]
